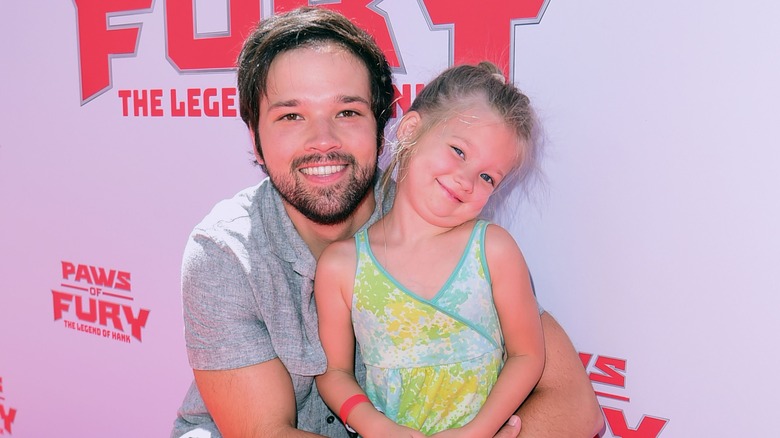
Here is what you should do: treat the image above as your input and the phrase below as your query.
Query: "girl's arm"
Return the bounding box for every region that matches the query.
[314,241,424,438]
[436,225,545,438]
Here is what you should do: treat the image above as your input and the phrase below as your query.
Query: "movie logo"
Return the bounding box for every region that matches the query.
[52,261,151,343]
[580,353,670,438]
[0,376,17,435]
[72,0,548,116]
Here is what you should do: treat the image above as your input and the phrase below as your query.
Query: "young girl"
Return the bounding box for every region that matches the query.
[314,62,545,438]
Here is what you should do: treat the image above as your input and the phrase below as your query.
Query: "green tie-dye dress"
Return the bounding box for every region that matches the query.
[351,220,504,435]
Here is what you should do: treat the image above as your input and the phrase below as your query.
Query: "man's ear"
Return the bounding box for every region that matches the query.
[249,129,264,164]
[396,111,421,142]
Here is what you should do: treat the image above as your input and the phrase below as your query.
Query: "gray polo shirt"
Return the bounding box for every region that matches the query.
[172,177,392,438]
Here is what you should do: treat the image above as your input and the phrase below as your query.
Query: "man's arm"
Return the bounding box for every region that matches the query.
[194,360,325,438]
[182,229,325,438]
[514,311,604,438]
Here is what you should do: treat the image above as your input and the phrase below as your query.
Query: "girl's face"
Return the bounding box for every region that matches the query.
[398,101,521,228]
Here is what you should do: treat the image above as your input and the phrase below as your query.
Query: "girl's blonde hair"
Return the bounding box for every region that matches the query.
[382,61,541,203]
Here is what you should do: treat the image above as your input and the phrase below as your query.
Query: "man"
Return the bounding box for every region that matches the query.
[172,7,602,438]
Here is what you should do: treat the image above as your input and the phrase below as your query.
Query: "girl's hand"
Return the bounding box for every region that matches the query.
[429,415,523,438]
[428,427,469,438]
[383,424,427,438]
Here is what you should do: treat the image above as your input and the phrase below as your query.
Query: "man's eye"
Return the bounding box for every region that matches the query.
[480,173,495,186]
[338,110,359,117]
[451,146,464,158]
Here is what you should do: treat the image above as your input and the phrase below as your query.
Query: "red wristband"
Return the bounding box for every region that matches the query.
[339,394,371,425]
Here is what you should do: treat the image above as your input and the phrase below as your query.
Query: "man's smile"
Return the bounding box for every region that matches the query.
[300,164,347,176]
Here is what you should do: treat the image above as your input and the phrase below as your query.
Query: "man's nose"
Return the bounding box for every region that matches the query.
[305,118,340,153]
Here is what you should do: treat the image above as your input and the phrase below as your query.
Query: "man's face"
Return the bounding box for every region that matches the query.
[256,44,378,225]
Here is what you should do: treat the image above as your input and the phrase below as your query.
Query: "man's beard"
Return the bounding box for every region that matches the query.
[267,152,377,225]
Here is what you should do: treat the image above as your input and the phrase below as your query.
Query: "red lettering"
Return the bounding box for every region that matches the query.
[52,292,150,341]
[171,89,186,116]
[99,300,123,331]
[203,88,219,117]
[166,0,260,71]
[72,0,153,103]
[74,264,91,283]
[61,262,132,289]
[120,89,164,116]
[579,352,593,368]
[393,84,411,119]
[591,356,627,388]
[603,407,668,438]
[115,271,132,291]
[0,404,17,434]
[134,89,151,116]
[75,295,98,323]
[187,88,202,116]
[391,83,425,118]
[119,89,132,116]
[123,305,151,341]
[421,0,547,77]
[52,291,72,320]
[274,1,400,68]
[168,88,238,117]
[61,261,76,280]
[222,88,237,117]
[89,266,117,288]
[151,89,164,116]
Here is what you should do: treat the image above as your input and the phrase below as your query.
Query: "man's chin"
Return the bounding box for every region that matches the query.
[270,168,375,225]
[301,209,353,226]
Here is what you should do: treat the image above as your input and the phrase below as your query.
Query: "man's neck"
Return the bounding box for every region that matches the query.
[283,190,376,260]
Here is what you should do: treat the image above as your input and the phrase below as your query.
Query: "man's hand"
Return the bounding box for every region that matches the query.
[514,312,604,437]
[194,359,325,437]
[492,415,522,438]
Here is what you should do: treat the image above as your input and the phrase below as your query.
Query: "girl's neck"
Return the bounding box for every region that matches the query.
[372,204,477,301]
[379,203,448,245]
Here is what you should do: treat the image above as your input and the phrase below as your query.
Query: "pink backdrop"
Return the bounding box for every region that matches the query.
[2,1,779,436]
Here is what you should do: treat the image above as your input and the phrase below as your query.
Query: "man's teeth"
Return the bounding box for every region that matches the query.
[301,165,346,176]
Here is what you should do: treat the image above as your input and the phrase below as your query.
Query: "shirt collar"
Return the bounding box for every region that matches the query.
[259,171,395,274]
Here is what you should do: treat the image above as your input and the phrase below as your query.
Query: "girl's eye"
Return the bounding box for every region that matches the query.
[281,113,301,121]
[480,173,495,186]
[451,146,464,158]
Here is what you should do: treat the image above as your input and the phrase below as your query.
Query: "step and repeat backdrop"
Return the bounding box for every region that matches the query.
[1,0,778,436]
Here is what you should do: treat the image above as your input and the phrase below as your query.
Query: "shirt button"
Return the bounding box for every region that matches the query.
[326,415,335,424]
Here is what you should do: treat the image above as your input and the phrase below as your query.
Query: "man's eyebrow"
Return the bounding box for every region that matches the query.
[266,95,369,111]
[339,95,370,105]
[267,99,299,111]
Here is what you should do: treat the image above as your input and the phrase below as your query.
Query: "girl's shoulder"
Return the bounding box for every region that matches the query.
[317,237,358,275]
[482,221,513,242]
[483,222,524,259]
[321,236,358,260]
